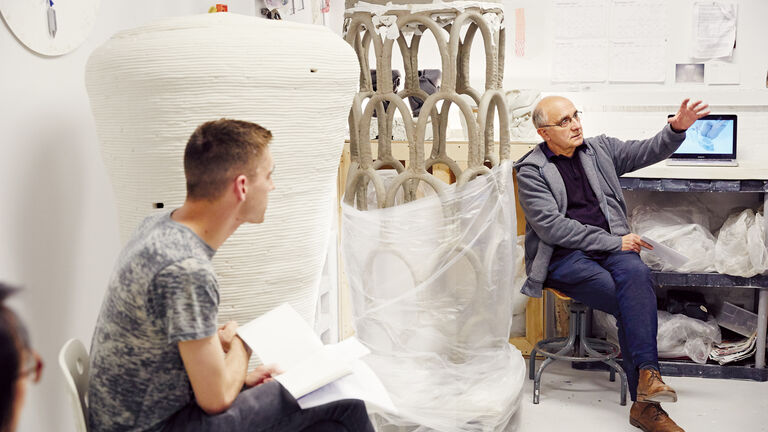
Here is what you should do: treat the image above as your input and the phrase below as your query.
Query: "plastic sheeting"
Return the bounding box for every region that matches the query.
[594,310,721,364]
[715,208,768,277]
[630,204,717,273]
[510,236,528,338]
[630,202,768,277]
[365,170,436,206]
[342,162,525,432]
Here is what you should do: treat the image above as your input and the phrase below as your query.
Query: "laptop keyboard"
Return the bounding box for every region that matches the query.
[665,159,739,167]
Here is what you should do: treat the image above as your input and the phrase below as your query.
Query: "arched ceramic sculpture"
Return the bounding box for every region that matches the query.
[343,0,509,208]
[341,2,525,431]
[86,13,359,331]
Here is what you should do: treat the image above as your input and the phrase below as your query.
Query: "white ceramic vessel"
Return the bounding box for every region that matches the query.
[86,13,359,329]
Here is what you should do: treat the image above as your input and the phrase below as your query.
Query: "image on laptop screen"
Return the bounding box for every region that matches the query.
[668,114,737,160]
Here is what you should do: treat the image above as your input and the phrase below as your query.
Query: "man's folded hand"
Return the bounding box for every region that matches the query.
[245,364,282,388]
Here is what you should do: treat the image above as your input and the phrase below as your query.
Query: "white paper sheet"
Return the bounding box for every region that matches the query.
[297,359,398,414]
[608,0,666,40]
[553,0,608,39]
[692,2,737,59]
[273,349,352,398]
[551,40,609,82]
[237,303,351,398]
[236,303,323,370]
[641,236,690,269]
[323,336,372,360]
[236,304,392,403]
[551,0,667,83]
[276,338,376,399]
[609,40,666,82]
[705,61,740,85]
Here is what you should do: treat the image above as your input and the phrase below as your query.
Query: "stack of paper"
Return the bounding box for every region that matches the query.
[709,333,757,365]
[236,303,396,413]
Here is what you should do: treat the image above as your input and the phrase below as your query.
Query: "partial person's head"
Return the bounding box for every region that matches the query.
[184,119,275,223]
[0,284,42,432]
[532,96,584,156]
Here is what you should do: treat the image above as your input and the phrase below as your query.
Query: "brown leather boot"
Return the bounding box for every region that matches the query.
[630,402,685,431]
[637,368,677,403]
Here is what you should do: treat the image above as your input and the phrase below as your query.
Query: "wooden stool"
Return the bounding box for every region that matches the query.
[529,289,627,405]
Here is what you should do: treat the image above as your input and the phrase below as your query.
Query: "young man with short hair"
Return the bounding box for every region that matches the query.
[89,119,374,432]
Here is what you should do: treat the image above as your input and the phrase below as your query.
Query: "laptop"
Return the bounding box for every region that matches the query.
[665,114,738,167]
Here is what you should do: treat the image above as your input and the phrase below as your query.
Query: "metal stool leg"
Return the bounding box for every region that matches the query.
[576,305,626,405]
[532,307,580,403]
[603,358,628,406]
[531,299,627,406]
[533,357,556,404]
[577,310,616,382]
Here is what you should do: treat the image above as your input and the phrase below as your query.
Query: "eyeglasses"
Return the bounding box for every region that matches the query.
[18,349,44,383]
[539,111,582,129]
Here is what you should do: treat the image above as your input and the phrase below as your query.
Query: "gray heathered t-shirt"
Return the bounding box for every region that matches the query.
[89,211,218,432]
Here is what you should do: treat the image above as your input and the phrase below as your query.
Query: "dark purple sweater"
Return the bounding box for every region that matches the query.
[540,143,610,262]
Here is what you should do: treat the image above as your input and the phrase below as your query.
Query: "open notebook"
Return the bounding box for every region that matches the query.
[236,303,396,413]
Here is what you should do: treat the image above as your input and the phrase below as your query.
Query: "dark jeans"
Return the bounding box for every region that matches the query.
[163,381,375,432]
[544,250,659,401]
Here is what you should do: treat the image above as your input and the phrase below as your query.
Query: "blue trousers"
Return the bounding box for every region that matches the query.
[544,250,659,401]
[163,381,375,432]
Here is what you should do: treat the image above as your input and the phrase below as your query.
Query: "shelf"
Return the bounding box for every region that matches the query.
[624,162,768,180]
[652,271,768,289]
[575,358,768,381]
[620,178,768,193]
[657,359,768,381]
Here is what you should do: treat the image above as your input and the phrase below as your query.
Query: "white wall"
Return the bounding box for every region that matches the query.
[0,1,333,431]
[503,0,768,92]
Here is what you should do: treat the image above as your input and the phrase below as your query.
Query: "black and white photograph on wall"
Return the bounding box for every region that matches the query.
[676,63,705,83]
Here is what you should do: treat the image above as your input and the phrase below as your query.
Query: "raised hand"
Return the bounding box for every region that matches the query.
[667,98,710,131]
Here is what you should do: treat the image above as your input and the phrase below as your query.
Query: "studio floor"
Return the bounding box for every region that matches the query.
[517,361,768,431]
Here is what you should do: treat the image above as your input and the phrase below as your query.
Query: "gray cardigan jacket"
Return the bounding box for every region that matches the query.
[513,124,686,298]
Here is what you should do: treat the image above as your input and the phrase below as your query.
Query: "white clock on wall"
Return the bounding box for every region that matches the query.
[0,0,100,56]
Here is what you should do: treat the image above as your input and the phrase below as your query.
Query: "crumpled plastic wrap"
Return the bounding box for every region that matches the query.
[593,310,721,364]
[715,207,768,277]
[630,204,717,273]
[510,236,528,337]
[629,197,768,277]
[506,89,541,142]
[342,162,525,432]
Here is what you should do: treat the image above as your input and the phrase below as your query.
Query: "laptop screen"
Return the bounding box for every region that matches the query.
[668,114,737,160]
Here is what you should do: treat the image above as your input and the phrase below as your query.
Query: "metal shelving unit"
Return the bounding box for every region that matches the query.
[619,177,768,381]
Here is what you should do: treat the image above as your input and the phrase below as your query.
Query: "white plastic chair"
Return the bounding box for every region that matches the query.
[58,338,90,432]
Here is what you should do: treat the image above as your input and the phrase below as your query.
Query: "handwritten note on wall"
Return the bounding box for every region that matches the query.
[692,2,738,59]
